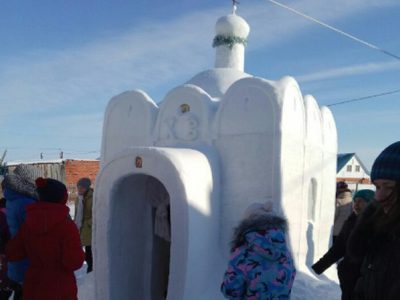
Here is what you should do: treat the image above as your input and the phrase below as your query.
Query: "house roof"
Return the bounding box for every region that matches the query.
[5,158,99,166]
[337,153,354,172]
[337,153,370,175]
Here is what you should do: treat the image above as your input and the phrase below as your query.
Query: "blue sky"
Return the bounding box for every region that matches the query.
[1,0,399,170]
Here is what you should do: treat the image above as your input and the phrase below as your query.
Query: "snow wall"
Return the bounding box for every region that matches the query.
[94,72,337,299]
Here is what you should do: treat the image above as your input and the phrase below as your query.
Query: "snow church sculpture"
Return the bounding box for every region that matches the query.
[94,7,337,300]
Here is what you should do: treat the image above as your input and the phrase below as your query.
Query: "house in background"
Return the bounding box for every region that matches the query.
[337,153,374,191]
[5,159,99,202]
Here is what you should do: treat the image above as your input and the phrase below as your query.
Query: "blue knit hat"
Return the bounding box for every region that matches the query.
[371,141,400,182]
[353,189,375,204]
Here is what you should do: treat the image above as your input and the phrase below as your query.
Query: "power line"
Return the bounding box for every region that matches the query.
[265,0,400,61]
[0,129,100,140]
[327,89,400,107]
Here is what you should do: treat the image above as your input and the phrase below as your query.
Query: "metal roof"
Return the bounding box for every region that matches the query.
[337,153,370,175]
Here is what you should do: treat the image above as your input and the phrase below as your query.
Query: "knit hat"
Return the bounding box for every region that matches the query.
[36,177,68,204]
[77,177,91,189]
[4,164,38,199]
[371,141,400,182]
[336,181,348,190]
[353,189,375,204]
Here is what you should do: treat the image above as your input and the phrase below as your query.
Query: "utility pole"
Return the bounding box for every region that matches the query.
[0,149,7,175]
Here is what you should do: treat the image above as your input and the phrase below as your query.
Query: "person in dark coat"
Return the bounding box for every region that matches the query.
[2,164,38,299]
[333,182,353,244]
[74,177,93,273]
[347,141,400,300]
[312,189,375,300]
[6,177,85,300]
[0,181,12,300]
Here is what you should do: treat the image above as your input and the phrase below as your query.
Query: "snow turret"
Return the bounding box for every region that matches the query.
[213,10,250,71]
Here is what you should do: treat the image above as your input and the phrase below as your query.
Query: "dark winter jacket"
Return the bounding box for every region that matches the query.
[312,213,359,300]
[6,202,85,300]
[347,202,400,300]
[3,187,36,283]
[0,207,10,284]
[0,207,10,253]
[221,214,296,300]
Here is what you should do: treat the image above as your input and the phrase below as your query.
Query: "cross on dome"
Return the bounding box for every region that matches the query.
[232,0,239,14]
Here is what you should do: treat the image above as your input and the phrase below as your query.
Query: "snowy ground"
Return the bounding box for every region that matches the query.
[76,264,95,300]
[77,266,340,300]
[72,199,340,299]
[291,267,341,300]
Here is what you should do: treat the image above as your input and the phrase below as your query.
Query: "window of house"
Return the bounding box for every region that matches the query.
[355,165,360,172]
[347,165,352,172]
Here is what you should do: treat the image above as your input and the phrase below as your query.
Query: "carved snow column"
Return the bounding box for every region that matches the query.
[318,107,338,259]
[301,95,324,267]
[213,13,250,71]
[100,90,158,166]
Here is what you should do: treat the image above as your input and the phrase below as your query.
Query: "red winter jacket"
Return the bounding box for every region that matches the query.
[6,202,84,300]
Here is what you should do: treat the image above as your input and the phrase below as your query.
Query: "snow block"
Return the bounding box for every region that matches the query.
[101,90,158,164]
[94,147,222,300]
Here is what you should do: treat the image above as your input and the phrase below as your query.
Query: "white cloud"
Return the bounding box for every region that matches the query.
[0,10,217,121]
[296,61,400,83]
[1,0,398,122]
[245,0,399,49]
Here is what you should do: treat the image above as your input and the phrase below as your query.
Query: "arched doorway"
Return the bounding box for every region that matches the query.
[93,147,220,300]
[109,174,171,300]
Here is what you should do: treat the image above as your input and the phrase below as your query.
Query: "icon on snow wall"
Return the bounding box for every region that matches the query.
[135,156,143,168]
[180,103,190,114]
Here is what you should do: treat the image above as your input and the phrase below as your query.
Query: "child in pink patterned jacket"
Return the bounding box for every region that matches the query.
[221,202,296,300]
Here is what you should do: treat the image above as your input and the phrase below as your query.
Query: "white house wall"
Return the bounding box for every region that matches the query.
[347,183,375,192]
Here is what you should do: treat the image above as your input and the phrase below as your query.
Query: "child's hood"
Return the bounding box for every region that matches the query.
[24,202,70,236]
[231,214,288,251]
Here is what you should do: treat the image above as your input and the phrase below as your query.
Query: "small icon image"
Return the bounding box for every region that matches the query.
[180,103,190,113]
[135,156,143,168]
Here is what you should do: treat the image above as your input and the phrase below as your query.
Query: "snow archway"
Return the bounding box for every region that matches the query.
[109,174,170,300]
[93,147,222,300]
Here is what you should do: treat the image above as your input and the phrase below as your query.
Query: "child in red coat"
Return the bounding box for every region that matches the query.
[6,178,85,300]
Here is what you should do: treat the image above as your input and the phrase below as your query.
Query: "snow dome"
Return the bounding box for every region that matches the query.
[94,7,337,300]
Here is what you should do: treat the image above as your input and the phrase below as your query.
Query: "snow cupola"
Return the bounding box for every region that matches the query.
[94,5,338,300]
[186,9,251,98]
[213,10,250,71]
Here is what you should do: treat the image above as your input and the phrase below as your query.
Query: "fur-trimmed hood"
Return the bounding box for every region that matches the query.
[336,190,353,206]
[3,164,38,200]
[4,175,37,200]
[231,214,288,250]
